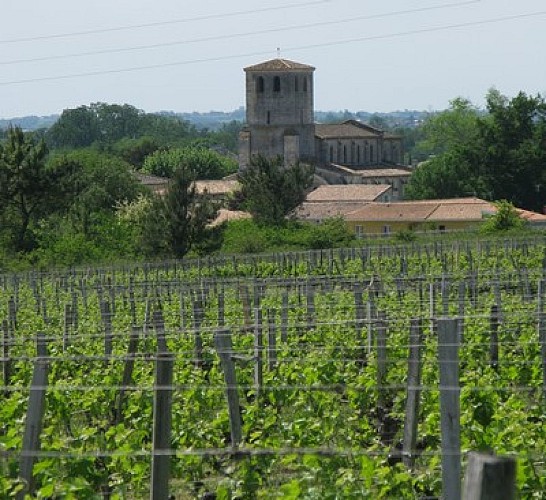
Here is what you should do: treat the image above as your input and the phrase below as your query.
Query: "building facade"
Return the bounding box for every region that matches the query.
[239,58,316,168]
[238,58,404,176]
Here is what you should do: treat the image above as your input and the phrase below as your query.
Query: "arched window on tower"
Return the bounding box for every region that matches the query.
[256,76,264,93]
[273,76,281,92]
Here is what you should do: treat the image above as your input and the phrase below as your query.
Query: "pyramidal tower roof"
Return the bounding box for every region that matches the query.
[244,58,315,72]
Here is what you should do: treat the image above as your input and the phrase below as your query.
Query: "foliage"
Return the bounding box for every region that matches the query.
[141,165,218,258]
[112,136,160,168]
[46,103,200,150]
[1,236,546,496]
[141,146,237,179]
[0,127,72,251]
[480,200,527,233]
[406,91,546,211]
[220,218,355,254]
[207,120,243,153]
[302,217,354,249]
[47,149,142,235]
[237,155,313,226]
[405,151,485,200]
[414,97,480,158]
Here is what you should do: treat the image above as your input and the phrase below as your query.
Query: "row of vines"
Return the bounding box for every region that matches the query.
[1,236,546,498]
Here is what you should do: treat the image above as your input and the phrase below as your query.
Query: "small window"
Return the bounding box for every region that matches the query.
[267,111,271,124]
[370,144,374,162]
[343,145,347,163]
[357,146,361,164]
[439,225,446,232]
[355,225,364,239]
[382,225,391,235]
[256,76,264,93]
[295,77,299,91]
[273,76,281,92]
[303,77,308,92]
[329,145,334,162]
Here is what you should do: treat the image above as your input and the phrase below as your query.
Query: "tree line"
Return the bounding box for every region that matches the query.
[405,90,546,213]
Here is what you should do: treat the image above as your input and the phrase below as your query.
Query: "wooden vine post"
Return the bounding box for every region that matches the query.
[437,318,461,500]
[18,333,49,500]
[150,311,174,500]
[463,452,516,500]
[538,280,546,401]
[402,318,423,469]
[2,319,11,395]
[376,311,388,411]
[214,328,242,447]
[254,308,263,396]
[489,304,500,371]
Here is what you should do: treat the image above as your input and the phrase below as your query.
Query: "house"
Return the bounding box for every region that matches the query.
[305,184,393,203]
[135,173,240,202]
[134,172,169,195]
[314,164,411,200]
[293,184,392,223]
[342,198,546,237]
[194,180,240,202]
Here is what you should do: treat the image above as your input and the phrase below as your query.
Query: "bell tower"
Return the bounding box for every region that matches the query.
[239,58,316,169]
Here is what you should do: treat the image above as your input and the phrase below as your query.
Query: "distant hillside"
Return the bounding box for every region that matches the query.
[0,107,429,132]
[0,115,59,131]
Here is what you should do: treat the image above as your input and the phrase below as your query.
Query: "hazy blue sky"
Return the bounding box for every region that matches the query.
[1,0,545,118]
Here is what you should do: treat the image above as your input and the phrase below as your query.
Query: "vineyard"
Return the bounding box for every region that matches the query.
[2,236,546,498]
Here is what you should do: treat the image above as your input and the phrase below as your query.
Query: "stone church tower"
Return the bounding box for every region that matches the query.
[238,58,316,168]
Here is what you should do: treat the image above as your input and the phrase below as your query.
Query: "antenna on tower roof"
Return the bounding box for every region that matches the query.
[277,47,281,58]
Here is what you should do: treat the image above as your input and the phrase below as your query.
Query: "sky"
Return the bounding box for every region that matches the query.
[1,0,546,118]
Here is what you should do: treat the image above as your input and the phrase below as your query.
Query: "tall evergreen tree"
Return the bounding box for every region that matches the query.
[238,155,313,226]
[0,127,70,250]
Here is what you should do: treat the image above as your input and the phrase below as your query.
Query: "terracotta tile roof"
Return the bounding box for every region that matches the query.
[345,203,437,222]
[194,180,240,196]
[306,184,391,202]
[292,202,365,221]
[515,208,546,222]
[345,198,498,222]
[244,58,315,72]
[134,172,169,186]
[315,120,382,139]
[209,209,252,227]
[429,202,494,221]
[332,164,412,177]
[408,197,486,204]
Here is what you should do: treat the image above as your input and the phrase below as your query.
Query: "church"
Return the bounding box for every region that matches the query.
[238,58,411,198]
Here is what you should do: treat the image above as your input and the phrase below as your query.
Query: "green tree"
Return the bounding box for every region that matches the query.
[405,150,486,200]
[46,105,100,148]
[476,90,546,211]
[480,200,527,233]
[46,103,199,150]
[406,91,546,211]
[141,146,237,179]
[237,155,313,226]
[141,165,218,258]
[414,97,480,158]
[113,136,160,167]
[0,127,71,251]
[48,149,142,235]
